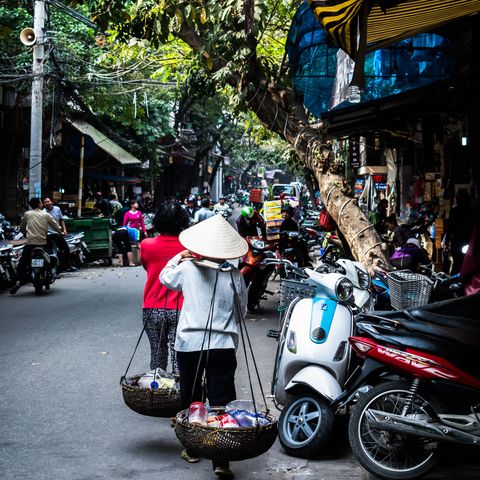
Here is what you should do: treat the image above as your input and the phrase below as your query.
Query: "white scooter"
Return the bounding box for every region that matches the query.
[271,259,371,458]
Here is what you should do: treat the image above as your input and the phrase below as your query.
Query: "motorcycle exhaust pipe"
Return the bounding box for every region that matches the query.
[366,409,480,445]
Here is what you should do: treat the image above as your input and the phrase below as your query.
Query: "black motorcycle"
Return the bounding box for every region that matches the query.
[30,236,60,295]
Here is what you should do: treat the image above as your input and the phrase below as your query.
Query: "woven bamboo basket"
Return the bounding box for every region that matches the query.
[174,408,278,461]
[121,374,181,418]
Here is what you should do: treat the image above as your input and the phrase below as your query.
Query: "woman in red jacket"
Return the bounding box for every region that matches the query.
[140,201,190,374]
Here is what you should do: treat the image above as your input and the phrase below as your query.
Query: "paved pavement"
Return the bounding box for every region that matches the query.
[1,264,479,480]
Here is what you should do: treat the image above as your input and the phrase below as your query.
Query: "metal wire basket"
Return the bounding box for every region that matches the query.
[280,279,316,309]
[386,271,434,310]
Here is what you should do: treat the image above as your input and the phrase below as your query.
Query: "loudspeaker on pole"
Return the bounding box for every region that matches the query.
[20,28,37,46]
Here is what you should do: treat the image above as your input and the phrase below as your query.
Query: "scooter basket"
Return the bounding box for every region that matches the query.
[386,271,433,310]
[280,279,316,308]
[174,408,278,461]
[121,374,181,418]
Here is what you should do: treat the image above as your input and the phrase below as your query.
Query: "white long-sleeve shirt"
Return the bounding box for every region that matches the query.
[160,254,247,352]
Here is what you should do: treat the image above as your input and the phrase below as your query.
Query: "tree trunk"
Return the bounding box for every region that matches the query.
[246,80,390,272]
[172,27,391,272]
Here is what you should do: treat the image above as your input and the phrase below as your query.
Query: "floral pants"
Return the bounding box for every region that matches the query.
[142,308,179,374]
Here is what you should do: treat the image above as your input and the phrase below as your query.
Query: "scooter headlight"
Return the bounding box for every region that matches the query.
[251,240,266,250]
[335,277,354,302]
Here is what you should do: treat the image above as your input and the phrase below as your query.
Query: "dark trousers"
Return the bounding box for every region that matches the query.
[177,349,237,469]
[48,233,71,269]
[17,244,43,283]
[113,229,132,254]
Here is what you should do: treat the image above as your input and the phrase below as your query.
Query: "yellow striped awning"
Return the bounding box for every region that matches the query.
[309,0,480,58]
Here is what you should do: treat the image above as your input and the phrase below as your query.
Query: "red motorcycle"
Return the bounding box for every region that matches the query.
[240,236,277,312]
[342,294,480,479]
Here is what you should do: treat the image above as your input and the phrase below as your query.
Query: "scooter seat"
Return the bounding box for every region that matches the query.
[408,293,480,329]
[357,324,480,379]
[356,294,480,379]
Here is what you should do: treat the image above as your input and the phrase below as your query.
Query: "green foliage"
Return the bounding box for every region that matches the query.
[0,3,34,93]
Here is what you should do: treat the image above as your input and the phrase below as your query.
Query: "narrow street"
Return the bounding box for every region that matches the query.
[0,265,360,480]
[2,265,480,479]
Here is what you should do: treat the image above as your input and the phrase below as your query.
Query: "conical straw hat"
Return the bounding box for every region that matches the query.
[179,215,248,259]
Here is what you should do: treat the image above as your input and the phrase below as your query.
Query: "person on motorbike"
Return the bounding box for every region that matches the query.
[43,197,76,273]
[384,214,413,248]
[236,206,266,239]
[213,196,232,219]
[279,205,298,233]
[10,197,63,294]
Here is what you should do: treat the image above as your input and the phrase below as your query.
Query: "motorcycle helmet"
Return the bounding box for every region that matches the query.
[241,206,254,218]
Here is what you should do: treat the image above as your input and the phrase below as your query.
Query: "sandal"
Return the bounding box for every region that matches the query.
[214,466,234,479]
[180,449,200,463]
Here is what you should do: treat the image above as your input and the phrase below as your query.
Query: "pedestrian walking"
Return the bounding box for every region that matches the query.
[193,197,214,224]
[140,201,190,373]
[123,200,146,239]
[160,215,248,479]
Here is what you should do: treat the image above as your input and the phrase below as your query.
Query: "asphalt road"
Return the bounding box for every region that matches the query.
[1,261,479,479]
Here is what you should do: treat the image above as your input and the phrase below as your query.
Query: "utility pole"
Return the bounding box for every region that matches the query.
[29,0,46,200]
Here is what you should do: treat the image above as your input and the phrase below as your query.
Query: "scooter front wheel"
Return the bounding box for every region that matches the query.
[278,391,334,458]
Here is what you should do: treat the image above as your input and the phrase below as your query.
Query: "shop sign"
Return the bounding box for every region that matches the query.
[349,137,360,169]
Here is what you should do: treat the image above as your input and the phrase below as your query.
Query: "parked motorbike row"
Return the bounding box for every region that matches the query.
[0,214,90,294]
[259,220,476,478]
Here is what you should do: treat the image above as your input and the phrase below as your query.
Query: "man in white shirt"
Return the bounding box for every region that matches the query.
[213,196,232,219]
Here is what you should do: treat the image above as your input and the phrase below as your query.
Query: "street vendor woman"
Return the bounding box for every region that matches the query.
[160,214,248,480]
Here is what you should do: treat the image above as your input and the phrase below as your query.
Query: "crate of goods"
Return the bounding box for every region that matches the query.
[386,271,433,310]
[280,279,316,308]
[249,188,263,204]
[263,200,283,241]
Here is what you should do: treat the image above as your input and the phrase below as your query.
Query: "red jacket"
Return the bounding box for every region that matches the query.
[140,235,184,309]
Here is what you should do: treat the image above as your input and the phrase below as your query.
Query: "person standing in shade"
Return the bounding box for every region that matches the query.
[444,189,473,274]
[160,215,247,479]
[94,192,113,217]
[43,197,76,272]
[184,196,199,224]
